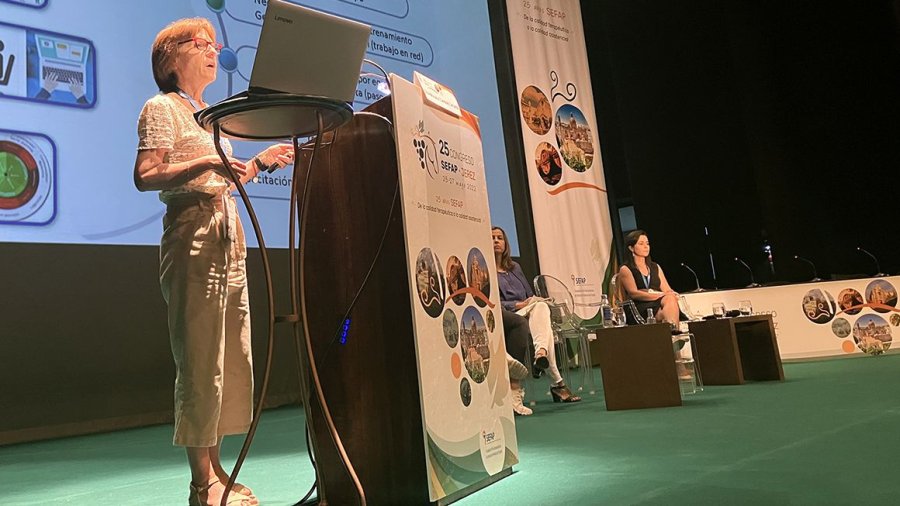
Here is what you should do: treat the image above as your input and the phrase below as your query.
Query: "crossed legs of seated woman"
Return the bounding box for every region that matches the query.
[501,302,581,416]
[493,226,580,414]
[502,309,534,415]
[655,291,681,325]
[520,301,581,404]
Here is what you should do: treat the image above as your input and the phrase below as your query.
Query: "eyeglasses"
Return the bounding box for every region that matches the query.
[178,38,223,53]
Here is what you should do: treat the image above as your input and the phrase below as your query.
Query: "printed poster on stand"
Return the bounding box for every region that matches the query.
[390,73,518,502]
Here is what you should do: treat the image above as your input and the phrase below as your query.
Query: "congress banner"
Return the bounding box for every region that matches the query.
[505,0,614,318]
[683,276,900,360]
[390,74,518,502]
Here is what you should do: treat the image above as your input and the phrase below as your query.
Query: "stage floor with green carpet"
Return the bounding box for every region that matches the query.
[4,354,899,505]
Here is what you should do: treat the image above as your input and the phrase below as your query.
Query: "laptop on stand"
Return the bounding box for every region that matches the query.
[231,0,370,104]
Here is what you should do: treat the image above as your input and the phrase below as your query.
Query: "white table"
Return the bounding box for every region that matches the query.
[681,276,899,360]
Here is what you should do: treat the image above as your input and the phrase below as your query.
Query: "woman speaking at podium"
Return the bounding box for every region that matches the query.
[133,18,292,506]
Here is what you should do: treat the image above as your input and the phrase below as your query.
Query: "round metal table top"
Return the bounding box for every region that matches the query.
[196,93,354,140]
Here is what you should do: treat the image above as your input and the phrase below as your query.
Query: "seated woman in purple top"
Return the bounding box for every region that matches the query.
[492,226,580,414]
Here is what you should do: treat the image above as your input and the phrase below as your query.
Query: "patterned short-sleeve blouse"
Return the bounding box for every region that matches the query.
[136,93,233,204]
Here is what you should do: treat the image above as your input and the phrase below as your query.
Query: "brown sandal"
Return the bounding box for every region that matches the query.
[188,479,254,506]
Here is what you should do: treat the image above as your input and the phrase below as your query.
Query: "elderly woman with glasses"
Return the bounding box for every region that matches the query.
[134,18,293,506]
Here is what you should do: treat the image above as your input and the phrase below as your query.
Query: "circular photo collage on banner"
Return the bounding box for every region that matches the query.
[801,289,836,324]
[460,306,491,384]
[832,317,851,339]
[853,314,892,355]
[837,288,864,315]
[415,248,445,318]
[803,279,898,355]
[520,85,552,135]
[416,246,498,406]
[467,248,491,308]
[534,142,562,186]
[445,255,467,305]
[443,308,459,347]
[865,279,897,313]
[459,378,472,407]
[519,83,596,189]
[554,104,594,172]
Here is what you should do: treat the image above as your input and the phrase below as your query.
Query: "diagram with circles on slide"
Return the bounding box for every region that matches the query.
[0,129,56,226]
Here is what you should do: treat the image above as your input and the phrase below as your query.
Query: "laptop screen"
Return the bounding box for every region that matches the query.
[249,0,370,103]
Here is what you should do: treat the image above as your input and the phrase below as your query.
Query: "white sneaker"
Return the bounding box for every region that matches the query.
[511,386,532,416]
[506,353,529,381]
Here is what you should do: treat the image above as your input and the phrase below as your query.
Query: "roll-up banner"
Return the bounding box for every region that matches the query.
[505,0,615,318]
[390,73,518,502]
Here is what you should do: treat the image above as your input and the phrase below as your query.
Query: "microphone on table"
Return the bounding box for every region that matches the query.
[857,247,887,277]
[680,262,705,292]
[793,255,823,282]
[734,257,760,287]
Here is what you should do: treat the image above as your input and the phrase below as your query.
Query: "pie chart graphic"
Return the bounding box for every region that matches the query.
[0,140,39,210]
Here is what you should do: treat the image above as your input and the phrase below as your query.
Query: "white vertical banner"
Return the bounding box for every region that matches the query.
[506,0,614,317]
[390,74,518,502]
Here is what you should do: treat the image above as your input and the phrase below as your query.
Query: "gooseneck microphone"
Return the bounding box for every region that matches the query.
[734,257,760,287]
[680,262,705,292]
[793,255,823,282]
[857,247,887,277]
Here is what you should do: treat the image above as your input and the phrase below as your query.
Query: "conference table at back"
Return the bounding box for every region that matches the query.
[687,314,784,385]
[589,315,784,410]
[680,275,900,360]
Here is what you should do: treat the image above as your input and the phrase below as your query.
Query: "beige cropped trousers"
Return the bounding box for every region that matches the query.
[159,193,253,447]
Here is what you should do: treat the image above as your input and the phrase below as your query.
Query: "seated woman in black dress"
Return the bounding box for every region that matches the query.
[618,230,680,325]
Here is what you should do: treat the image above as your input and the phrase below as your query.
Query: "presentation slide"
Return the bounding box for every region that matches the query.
[0,0,519,252]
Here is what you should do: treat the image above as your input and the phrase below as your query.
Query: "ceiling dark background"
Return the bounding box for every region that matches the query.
[581,0,900,290]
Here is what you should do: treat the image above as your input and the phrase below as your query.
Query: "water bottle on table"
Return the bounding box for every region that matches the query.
[600,294,613,327]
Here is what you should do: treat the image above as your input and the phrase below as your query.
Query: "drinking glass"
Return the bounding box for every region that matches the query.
[613,306,626,327]
[712,302,726,318]
[739,300,752,315]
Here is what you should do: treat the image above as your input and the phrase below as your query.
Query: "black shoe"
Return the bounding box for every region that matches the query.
[551,384,582,403]
[532,354,550,378]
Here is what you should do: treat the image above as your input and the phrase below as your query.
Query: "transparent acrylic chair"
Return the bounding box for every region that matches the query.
[532,274,598,395]
[675,296,704,395]
[521,337,552,407]
[621,299,703,396]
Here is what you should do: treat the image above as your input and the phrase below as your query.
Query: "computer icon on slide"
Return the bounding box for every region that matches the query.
[35,34,89,89]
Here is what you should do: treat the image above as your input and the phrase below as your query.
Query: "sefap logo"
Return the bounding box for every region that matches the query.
[412,121,438,178]
[571,275,587,285]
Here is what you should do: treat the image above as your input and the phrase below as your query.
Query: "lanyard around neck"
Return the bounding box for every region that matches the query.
[176,88,202,111]
[635,263,651,288]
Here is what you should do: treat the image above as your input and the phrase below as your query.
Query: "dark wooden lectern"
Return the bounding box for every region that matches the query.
[299,101,433,505]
